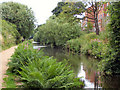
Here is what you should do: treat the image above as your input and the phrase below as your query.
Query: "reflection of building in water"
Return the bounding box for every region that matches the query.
[77,63,102,88]
[83,65,102,88]
[85,70,96,83]
[83,66,95,83]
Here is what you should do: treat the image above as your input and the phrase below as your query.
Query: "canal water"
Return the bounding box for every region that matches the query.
[33,43,120,89]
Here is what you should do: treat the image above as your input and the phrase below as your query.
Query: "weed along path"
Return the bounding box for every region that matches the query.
[0,46,17,88]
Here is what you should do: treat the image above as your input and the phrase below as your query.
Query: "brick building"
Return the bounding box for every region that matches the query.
[81,3,109,32]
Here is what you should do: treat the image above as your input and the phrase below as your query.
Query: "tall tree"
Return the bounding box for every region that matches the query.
[52,1,107,35]
[0,2,36,39]
[0,19,21,49]
[52,2,66,16]
[52,2,85,24]
[105,1,120,74]
[84,2,106,35]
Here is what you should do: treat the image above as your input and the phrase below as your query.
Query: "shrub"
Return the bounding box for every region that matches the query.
[98,2,120,75]
[18,57,84,88]
[66,38,81,53]
[3,73,16,88]
[5,40,84,88]
[66,32,108,59]
[1,2,36,39]
[8,40,44,74]
[0,19,21,50]
[33,16,82,46]
[66,33,97,54]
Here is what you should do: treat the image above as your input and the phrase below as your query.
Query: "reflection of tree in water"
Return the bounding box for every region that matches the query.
[100,75,120,88]
[80,55,102,88]
[42,47,120,88]
[43,47,82,75]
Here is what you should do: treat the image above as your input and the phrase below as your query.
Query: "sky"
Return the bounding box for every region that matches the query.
[0,0,62,25]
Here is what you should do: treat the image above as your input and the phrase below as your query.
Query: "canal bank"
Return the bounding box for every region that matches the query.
[33,43,120,89]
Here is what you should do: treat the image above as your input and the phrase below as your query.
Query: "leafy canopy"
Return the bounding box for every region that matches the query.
[0,19,21,50]
[33,16,82,46]
[52,2,85,23]
[99,2,120,75]
[0,2,36,39]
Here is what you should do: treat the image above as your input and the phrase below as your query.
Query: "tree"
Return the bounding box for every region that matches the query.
[0,2,36,39]
[83,2,106,35]
[52,2,85,24]
[106,1,120,74]
[33,16,82,46]
[0,19,21,49]
[99,2,120,75]
[52,2,66,16]
[52,1,107,35]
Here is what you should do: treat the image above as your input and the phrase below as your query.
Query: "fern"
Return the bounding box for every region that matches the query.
[18,57,84,88]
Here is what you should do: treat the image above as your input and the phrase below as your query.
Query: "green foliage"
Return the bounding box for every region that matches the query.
[84,22,93,33]
[34,16,82,46]
[98,2,120,75]
[0,2,35,39]
[5,40,84,88]
[52,2,66,16]
[3,73,16,88]
[0,19,21,50]
[58,2,84,23]
[8,40,44,74]
[18,57,84,88]
[52,2,84,18]
[66,32,108,59]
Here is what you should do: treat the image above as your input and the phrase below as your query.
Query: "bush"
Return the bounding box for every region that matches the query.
[18,57,84,88]
[66,33,96,54]
[8,40,44,74]
[33,16,82,46]
[6,40,84,88]
[66,32,108,59]
[0,19,21,50]
[98,2,120,75]
[66,38,81,53]
[1,2,35,39]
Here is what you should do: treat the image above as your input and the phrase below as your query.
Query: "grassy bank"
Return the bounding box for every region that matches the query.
[66,30,109,59]
[3,40,84,88]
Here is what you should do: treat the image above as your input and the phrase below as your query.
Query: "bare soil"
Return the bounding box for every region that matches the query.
[0,46,17,88]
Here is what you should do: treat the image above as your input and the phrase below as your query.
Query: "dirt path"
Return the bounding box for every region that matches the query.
[0,46,17,89]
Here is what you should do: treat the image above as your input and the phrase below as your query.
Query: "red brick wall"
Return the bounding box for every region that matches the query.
[82,3,109,32]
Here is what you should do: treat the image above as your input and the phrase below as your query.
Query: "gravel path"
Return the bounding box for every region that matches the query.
[0,46,17,88]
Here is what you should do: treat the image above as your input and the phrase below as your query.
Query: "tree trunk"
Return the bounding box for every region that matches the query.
[94,3,100,35]
[95,17,99,35]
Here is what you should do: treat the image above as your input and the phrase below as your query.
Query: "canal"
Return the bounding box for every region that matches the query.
[33,42,120,89]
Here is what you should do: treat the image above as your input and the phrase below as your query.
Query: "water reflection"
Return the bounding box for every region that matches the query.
[33,45,120,89]
[77,63,95,88]
[42,47,101,88]
[100,75,120,88]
